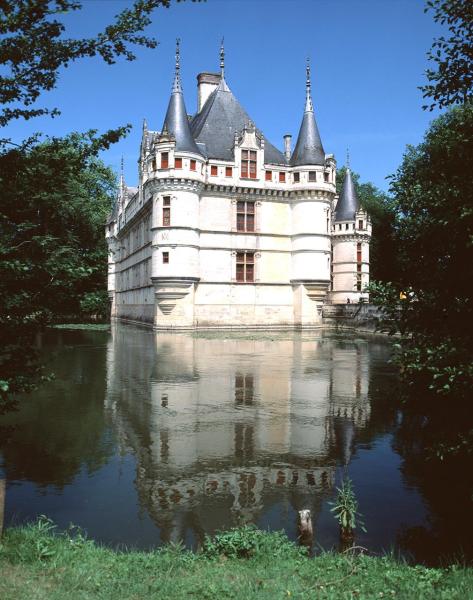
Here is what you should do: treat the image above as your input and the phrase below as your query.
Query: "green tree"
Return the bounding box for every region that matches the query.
[369,104,473,459]
[336,167,398,283]
[0,132,118,407]
[421,0,473,110]
[0,0,176,129]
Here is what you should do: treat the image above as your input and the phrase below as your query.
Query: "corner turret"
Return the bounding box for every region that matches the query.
[290,59,325,167]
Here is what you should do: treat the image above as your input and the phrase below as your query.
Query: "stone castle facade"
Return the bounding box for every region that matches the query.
[106,43,371,329]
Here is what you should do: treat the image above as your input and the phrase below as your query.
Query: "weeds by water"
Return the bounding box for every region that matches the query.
[0,519,472,599]
[50,324,110,331]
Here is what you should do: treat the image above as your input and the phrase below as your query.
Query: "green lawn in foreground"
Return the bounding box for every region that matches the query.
[0,522,471,600]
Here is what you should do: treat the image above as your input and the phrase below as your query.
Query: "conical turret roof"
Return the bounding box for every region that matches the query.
[290,60,325,166]
[334,168,360,221]
[162,40,202,155]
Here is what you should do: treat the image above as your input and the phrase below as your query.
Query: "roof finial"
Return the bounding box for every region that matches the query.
[220,37,225,78]
[172,37,181,92]
[305,57,313,112]
[119,156,125,193]
[346,147,350,170]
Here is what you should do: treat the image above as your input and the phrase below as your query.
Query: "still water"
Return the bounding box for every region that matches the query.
[0,324,445,560]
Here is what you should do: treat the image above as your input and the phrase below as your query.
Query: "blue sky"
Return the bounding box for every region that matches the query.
[7,0,445,191]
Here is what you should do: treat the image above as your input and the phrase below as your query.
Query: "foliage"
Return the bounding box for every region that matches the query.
[421,0,473,110]
[0,0,181,129]
[329,477,366,535]
[0,132,116,407]
[1,524,473,599]
[368,103,473,465]
[336,167,398,283]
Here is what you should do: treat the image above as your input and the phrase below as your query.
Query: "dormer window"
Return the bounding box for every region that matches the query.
[210,165,218,176]
[241,150,257,179]
[324,171,329,183]
[308,171,316,182]
[279,172,286,183]
[294,172,300,183]
[225,167,233,177]
[358,220,364,230]
[190,159,196,171]
[265,170,272,181]
[175,157,182,169]
[161,152,169,169]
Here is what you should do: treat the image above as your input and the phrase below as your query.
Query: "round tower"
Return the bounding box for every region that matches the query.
[331,162,372,304]
[290,60,334,325]
[148,40,204,327]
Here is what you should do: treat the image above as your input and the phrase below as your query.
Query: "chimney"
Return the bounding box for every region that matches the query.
[284,134,292,160]
[197,72,221,112]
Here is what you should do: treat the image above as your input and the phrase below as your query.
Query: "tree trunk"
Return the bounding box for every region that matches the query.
[0,479,5,539]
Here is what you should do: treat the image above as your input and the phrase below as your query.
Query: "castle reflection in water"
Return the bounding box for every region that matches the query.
[105,325,375,545]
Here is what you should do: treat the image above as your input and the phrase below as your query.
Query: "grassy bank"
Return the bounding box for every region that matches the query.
[0,522,472,599]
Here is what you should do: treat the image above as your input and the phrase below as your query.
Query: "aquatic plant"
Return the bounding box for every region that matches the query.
[329,477,366,540]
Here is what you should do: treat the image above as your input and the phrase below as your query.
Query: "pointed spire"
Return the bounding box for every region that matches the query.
[172,37,181,93]
[162,39,202,155]
[346,147,350,170]
[305,57,313,112]
[220,37,225,78]
[142,118,148,132]
[290,59,325,166]
[119,156,125,191]
[334,161,360,222]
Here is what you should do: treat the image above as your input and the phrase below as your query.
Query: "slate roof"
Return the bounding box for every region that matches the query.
[334,168,359,221]
[290,76,325,166]
[162,73,202,155]
[190,77,287,165]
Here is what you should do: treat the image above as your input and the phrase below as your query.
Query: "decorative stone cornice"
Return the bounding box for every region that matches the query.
[151,277,200,315]
[145,178,204,195]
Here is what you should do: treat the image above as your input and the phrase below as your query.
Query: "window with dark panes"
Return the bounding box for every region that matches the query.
[162,196,171,226]
[236,201,255,232]
[161,152,169,169]
[241,150,257,179]
[236,251,255,282]
[175,157,182,169]
[358,220,363,230]
[324,171,329,182]
[162,252,169,264]
[308,171,316,182]
[357,242,362,263]
[235,373,254,405]
[293,172,300,183]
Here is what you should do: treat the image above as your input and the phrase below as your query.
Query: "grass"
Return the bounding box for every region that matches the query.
[0,521,472,599]
[50,324,110,331]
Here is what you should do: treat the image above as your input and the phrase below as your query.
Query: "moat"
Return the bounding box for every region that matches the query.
[0,324,470,564]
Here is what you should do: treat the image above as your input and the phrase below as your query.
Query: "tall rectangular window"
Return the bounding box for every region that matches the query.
[235,373,254,405]
[279,172,286,183]
[190,159,196,171]
[210,165,218,176]
[357,242,362,263]
[265,170,272,181]
[358,219,364,230]
[175,157,182,169]
[241,150,257,179]
[161,152,169,169]
[225,166,233,177]
[308,171,316,182]
[162,252,169,264]
[236,252,254,282]
[324,171,329,182]
[293,172,300,183]
[162,196,171,226]
[236,201,255,232]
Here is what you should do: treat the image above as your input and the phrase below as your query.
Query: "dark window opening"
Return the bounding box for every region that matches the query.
[294,172,300,183]
[162,252,169,264]
[308,171,316,182]
[241,150,257,179]
[236,251,255,282]
[161,152,169,169]
[175,157,182,169]
[236,201,255,232]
